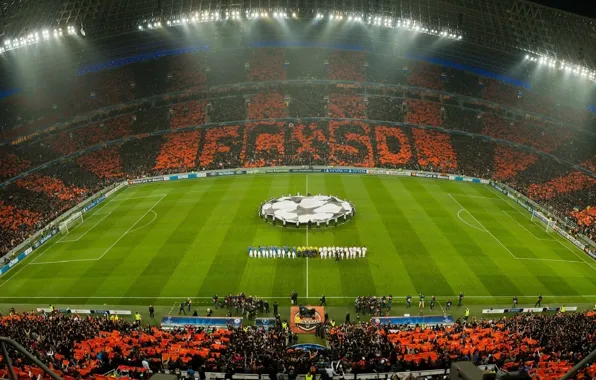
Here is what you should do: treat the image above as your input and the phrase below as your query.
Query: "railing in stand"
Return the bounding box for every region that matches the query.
[0,337,62,380]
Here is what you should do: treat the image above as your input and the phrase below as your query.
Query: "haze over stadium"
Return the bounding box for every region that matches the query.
[0,0,595,379]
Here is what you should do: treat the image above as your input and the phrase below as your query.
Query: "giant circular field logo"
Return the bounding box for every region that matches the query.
[259,195,354,226]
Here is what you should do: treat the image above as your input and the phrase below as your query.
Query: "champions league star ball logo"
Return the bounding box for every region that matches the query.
[260,195,354,226]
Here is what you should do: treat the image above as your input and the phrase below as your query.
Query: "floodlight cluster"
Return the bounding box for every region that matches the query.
[315,12,462,40]
[524,55,595,81]
[0,27,72,54]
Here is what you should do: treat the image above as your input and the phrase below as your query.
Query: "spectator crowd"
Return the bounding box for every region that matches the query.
[0,309,595,379]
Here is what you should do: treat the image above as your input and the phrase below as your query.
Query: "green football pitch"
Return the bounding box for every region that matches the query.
[1,174,595,310]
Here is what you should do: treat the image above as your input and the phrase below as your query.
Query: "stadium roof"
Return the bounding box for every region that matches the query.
[1,0,595,69]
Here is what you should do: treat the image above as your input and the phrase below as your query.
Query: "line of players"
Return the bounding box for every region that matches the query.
[248,245,367,259]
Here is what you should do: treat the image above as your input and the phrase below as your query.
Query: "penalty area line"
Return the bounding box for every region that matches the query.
[97,194,166,260]
[58,211,113,243]
[448,194,517,259]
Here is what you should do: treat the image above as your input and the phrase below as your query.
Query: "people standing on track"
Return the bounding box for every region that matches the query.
[458,292,464,307]
[535,295,543,307]
[512,296,518,308]
[320,294,326,306]
[179,301,187,315]
[148,305,155,319]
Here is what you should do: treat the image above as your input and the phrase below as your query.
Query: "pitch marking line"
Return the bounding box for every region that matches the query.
[448,193,500,200]
[128,210,157,234]
[488,186,596,272]
[30,258,99,265]
[98,194,166,260]
[57,212,113,243]
[30,195,167,265]
[502,211,555,241]
[448,194,518,259]
[305,175,309,298]
[457,209,488,232]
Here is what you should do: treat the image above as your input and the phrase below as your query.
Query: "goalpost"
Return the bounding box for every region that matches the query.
[59,211,84,235]
[530,211,555,233]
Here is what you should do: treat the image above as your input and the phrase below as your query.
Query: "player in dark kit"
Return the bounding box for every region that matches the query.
[512,296,518,308]
[535,295,543,307]
[446,299,452,311]
[406,295,412,308]
[458,292,464,307]
[320,295,326,306]
[429,296,436,311]
[148,305,155,319]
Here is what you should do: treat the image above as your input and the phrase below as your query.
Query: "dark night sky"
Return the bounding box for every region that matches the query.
[528,0,596,18]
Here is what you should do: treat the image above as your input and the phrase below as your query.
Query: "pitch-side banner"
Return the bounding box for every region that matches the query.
[161,316,242,329]
[36,308,132,315]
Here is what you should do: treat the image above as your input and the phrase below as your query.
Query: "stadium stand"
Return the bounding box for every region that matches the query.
[208,96,247,123]
[405,61,444,91]
[366,96,405,123]
[328,93,366,119]
[198,126,243,170]
[374,126,414,168]
[169,101,207,129]
[154,131,202,174]
[0,149,30,181]
[0,310,594,378]
[328,51,365,82]
[241,122,286,168]
[328,120,374,167]
[406,100,443,127]
[247,49,286,81]
[247,92,287,120]
[411,129,457,171]
[286,122,329,166]
[166,53,207,92]
[287,86,327,118]
[76,147,124,181]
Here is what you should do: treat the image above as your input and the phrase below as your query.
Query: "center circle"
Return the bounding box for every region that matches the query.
[259,194,355,226]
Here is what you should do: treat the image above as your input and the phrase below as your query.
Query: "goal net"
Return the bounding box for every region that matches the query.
[59,211,84,235]
[530,211,555,233]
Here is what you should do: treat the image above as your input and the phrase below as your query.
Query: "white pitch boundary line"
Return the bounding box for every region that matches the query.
[29,195,167,265]
[110,194,169,202]
[516,257,584,263]
[57,212,113,243]
[128,210,157,234]
[449,193,501,200]
[97,194,166,260]
[448,194,518,259]
[30,258,100,265]
[487,186,596,272]
[502,211,555,241]
[457,209,488,232]
[26,237,63,266]
[305,174,309,298]
[1,294,596,300]
[168,302,177,315]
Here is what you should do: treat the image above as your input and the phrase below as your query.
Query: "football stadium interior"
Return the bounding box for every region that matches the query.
[0,0,596,379]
